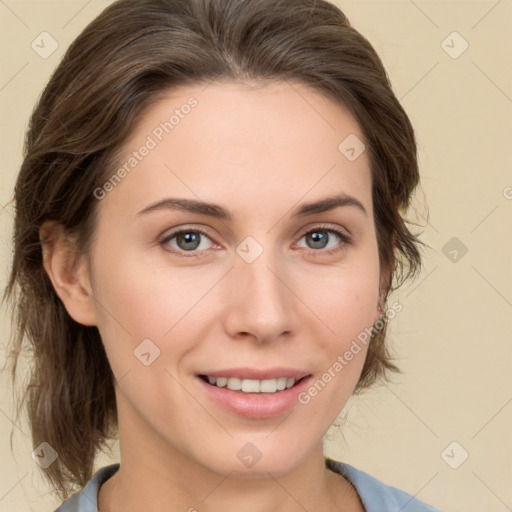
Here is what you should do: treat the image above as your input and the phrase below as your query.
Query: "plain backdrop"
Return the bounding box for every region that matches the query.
[1,1,511,511]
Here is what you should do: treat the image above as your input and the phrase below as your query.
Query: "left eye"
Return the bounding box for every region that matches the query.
[297,228,346,251]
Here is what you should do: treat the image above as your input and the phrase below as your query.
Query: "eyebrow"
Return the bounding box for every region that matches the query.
[137,193,367,220]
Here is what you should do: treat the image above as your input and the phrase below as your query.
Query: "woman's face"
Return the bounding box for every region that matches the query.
[83,80,382,476]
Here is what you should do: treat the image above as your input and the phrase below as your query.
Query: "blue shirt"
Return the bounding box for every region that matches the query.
[54,458,442,511]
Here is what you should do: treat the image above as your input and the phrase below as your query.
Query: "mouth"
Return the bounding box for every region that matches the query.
[198,374,310,394]
[196,369,313,419]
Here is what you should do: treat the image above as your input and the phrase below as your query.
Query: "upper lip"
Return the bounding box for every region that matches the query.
[198,367,311,380]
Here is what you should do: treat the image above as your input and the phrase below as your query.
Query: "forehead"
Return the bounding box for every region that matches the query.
[100,80,373,223]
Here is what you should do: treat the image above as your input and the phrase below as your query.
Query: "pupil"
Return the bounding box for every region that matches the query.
[177,232,200,251]
[308,231,327,249]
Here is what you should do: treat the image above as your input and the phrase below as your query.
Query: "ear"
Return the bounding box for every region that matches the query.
[40,221,97,326]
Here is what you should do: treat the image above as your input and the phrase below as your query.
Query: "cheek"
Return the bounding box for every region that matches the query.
[89,244,225,371]
[292,250,380,400]
[297,256,380,343]
[294,267,379,420]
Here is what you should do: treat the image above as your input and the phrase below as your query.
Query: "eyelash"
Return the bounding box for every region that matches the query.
[159,224,352,259]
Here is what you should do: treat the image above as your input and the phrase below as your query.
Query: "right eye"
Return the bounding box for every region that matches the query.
[160,228,218,257]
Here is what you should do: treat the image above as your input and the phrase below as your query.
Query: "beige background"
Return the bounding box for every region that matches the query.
[1,1,511,511]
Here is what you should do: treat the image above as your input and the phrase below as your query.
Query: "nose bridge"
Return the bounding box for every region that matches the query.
[224,241,295,342]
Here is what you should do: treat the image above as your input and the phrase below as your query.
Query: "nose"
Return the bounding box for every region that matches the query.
[222,248,298,344]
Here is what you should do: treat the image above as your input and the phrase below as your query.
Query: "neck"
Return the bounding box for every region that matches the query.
[98,394,363,512]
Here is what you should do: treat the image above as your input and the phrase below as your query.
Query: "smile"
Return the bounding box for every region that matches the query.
[200,375,301,393]
[197,370,313,419]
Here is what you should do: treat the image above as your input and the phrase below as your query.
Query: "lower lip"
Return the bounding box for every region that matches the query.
[197,376,312,419]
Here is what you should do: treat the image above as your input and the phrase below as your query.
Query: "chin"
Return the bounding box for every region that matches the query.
[196,434,316,479]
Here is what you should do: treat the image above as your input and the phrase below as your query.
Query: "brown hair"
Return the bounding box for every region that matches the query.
[3,0,423,500]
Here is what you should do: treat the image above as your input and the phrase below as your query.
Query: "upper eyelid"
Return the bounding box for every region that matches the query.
[160,225,216,242]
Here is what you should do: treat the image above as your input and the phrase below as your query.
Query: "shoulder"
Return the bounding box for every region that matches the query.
[54,460,442,512]
[53,464,120,512]
[325,458,442,512]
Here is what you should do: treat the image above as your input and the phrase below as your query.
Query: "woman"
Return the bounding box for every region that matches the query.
[4,0,441,510]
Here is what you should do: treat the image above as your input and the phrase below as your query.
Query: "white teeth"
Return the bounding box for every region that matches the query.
[204,376,298,393]
[241,379,260,392]
[276,377,287,391]
[260,379,277,393]
[227,377,242,391]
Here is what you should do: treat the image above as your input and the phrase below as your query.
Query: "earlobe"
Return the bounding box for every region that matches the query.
[40,221,97,326]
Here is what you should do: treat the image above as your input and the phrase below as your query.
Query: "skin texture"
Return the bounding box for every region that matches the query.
[42,81,388,511]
